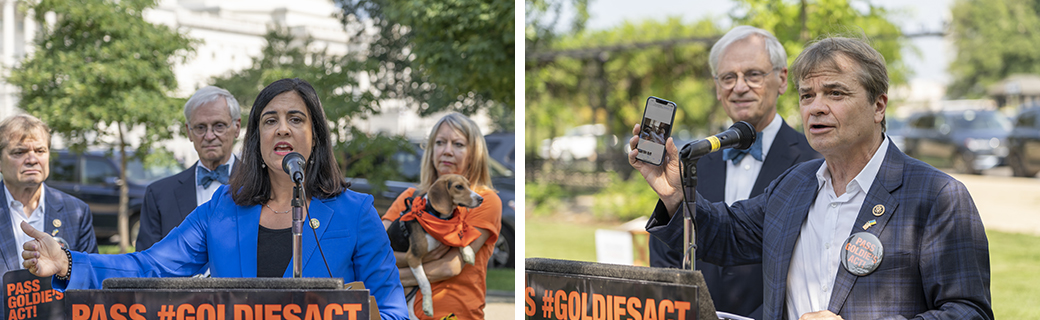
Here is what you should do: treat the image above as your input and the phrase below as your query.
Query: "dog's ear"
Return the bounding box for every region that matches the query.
[427,177,453,213]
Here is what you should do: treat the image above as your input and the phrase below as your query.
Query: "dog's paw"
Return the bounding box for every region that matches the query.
[461,246,476,265]
[423,298,434,316]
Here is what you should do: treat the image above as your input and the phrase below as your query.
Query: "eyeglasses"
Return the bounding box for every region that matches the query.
[190,123,229,137]
[715,68,778,90]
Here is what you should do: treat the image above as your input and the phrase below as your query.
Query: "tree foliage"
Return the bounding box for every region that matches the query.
[948,0,1040,98]
[10,0,195,251]
[210,28,412,193]
[525,0,909,166]
[338,0,515,131]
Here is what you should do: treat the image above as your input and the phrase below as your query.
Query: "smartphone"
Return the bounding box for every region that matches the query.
[636,96,677,166]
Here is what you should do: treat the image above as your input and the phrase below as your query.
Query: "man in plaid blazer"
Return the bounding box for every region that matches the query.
[632,37,992,319]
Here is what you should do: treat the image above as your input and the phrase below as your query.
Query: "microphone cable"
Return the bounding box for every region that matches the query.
[297,177,334,278]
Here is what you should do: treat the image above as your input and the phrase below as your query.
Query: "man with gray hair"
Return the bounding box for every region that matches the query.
[637,26,820,319]
[136,86,241,250]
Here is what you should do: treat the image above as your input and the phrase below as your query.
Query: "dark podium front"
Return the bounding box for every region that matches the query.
[65,278,371,320]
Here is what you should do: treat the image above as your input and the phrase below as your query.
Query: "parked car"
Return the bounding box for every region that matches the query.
[1007,106,1040,177]
[539,124,620,162]
[902,109,1011,174]
[346,134,517,268]
[886,116,908,152]
[483,131,515,171]
[47,150,184,244]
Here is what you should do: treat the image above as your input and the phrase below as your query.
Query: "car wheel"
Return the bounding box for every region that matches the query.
[1009,151,1040,177]
[952,152,979,175]
[488,224,514,269]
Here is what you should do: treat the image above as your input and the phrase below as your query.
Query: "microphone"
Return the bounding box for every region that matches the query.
[281,152,306,184]
[679,121,756,161]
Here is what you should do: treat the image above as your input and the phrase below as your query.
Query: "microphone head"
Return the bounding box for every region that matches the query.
[732,121,757,150]
[281,152,305,175]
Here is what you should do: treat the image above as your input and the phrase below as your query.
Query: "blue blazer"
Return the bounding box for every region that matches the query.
[56,185,407,320]
[647,141,992,319]
[648,120,820,318]
[136,164,198,251]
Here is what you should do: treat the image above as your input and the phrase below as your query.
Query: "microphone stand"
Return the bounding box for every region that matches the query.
[291,181,305,278]
[680,156,699,270]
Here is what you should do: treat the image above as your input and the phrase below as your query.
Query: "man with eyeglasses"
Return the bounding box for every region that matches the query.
[633,26,820,319]
[136,86,242,251]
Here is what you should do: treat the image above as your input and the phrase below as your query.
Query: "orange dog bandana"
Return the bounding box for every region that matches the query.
[399,197,481,247]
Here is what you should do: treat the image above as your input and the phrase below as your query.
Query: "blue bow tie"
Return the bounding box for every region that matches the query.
[197,164,230,188]
[722,132,764,164]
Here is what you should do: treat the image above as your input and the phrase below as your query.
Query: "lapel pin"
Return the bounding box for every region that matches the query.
[872,204,885,217]
[309,218,320,229]
[53,219,62,228]
[51,229,59,236]
[862,219,877,230]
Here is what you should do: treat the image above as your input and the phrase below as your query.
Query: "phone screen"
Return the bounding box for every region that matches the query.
[636,96,677,166]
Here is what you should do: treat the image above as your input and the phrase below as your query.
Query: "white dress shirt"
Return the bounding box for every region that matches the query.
[6,184,46,265]
[195,155,236,206]
[785,137,889,319]
[724,113,783,205]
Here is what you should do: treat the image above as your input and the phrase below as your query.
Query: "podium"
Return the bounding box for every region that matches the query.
[525,258,717,320]
[65,278,372,320]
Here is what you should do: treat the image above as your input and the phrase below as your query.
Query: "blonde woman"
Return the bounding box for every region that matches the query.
[382,112,502,320]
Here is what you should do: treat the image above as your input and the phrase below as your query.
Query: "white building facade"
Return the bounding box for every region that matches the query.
[0,0,491,163]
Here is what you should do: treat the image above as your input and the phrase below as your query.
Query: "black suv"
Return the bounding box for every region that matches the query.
[1007,106,1040,177]
[346,134,516,268]
[902,109,1011,174]
[47,150,183,244]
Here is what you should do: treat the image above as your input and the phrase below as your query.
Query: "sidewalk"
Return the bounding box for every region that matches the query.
[485,290,516,320]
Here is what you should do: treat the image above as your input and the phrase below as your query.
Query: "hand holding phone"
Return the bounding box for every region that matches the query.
[636,96,677,166]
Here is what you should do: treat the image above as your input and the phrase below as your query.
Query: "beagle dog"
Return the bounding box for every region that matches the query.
[387,174,484,316]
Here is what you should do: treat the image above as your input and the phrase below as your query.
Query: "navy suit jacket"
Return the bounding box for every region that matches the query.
[648,120,819,318]
[0,182,98,274]
[647,141,992,319]
[136,164,198,251]
[137,161,237,251]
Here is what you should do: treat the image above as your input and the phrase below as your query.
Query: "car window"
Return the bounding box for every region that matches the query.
[125,158,182,185]
[393,148,422,182]
[50,155,78,183]
[949,111,1011,131]
[85,156,118,185]
[1017,111,1037,128]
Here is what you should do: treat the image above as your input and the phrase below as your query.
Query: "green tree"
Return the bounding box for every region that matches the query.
[210,27,412,193]
[948,0,1040,98]
[731,0,909,120]
[10,0,195,252]
[338,0,515,131]
[525,0,909,169]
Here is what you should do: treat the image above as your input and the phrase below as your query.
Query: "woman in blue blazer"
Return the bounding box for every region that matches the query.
[19,78,407,320]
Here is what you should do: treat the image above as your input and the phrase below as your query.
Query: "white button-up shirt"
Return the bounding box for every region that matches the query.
[6,184,46,265]
[785,137,889,319]
[724,113,782,205]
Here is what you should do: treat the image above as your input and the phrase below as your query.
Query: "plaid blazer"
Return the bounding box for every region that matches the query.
[648,141,992,319]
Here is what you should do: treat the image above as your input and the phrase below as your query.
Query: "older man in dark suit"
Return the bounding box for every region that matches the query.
[642,26,820,319]
[135,86,241,251]
[0,114,97,315]
[632,37,991,319]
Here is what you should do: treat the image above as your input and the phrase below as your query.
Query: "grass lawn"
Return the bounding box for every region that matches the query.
[486,268,515,292]
[526,215,1040,318]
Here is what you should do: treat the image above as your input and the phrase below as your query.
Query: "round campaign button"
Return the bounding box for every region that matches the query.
[841,232,884,276]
